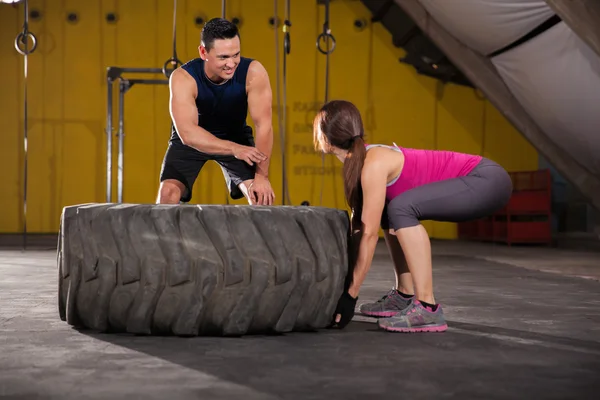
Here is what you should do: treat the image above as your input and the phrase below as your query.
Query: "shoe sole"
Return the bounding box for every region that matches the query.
[360,310,399,318]
[379,323,448,333]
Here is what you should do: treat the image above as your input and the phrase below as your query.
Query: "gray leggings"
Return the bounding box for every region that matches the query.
[382,158,513,231]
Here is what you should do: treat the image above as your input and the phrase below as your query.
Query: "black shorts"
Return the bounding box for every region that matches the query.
[159,135,256,203]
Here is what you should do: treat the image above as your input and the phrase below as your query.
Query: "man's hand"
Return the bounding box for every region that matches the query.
[233,144,267,166]
[248,174,275,205]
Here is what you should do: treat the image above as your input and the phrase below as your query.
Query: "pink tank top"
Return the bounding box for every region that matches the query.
[366,144,482,201]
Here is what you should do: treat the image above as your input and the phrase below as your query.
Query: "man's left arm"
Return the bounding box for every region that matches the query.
[246,60,275,205]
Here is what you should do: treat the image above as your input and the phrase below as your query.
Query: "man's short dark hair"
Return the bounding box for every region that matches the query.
[201,18,240,51]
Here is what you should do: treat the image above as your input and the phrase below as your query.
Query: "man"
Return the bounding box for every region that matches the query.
[157,18,275,205]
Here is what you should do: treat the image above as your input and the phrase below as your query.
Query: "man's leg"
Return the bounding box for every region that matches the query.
[157,180,186,204]
[216,158,256,204]
[215,132,257,204]
[157,141,207,204]
[215,130,259,204]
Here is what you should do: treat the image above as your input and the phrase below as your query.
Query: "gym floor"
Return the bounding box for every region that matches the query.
[2,239,599,399]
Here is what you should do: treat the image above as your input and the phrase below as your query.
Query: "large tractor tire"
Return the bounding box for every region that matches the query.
[57,203,351,336]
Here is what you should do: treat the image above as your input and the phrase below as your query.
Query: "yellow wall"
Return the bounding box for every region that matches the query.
[0,0,538,236]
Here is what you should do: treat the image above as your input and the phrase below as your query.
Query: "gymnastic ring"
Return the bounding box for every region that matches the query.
[162,57,183,78]
[14,32,37,56]
[316,32,335,55]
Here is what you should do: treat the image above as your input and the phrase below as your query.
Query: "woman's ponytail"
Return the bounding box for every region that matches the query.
[343,137,367,231]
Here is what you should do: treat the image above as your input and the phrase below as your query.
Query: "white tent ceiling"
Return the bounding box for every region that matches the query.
[414,0,600,179]
[492,21,600,175]
[418,0,555,55]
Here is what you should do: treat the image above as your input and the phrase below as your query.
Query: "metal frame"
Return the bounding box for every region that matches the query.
[105,67,168,203]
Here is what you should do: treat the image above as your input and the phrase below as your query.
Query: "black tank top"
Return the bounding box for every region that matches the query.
[170,56,254,143]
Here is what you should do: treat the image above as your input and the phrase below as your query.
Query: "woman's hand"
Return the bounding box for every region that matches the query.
[330,292,358,329]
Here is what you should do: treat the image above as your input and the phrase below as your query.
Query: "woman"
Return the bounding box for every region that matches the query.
[314,100,513,333]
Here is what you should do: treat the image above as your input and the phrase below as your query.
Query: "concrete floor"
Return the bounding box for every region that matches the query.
[1,240,599,399]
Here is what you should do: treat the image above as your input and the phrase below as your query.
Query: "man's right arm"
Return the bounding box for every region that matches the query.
[169,69,265,166]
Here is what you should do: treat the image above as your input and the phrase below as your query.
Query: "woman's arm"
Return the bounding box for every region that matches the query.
[347,156,388,298]
[331,151,390,328]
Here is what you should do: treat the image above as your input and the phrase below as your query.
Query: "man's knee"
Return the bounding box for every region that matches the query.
[157,180,185,204]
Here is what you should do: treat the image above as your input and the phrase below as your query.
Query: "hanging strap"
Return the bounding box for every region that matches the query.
[220,0,229,204]
[317,0,335,104]
[283,0,291,55]
[162,0,183,78]
[14,0,37,250]
[316,0,335,206]
[274,0,293,205]
[14,0,37,57]
[316,0,336,57]
[281,0,292,205]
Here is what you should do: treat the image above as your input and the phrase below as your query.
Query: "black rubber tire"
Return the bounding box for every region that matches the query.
[57,203,351,336]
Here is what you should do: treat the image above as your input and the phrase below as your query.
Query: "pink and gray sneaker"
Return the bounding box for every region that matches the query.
[377,299,448,333]
[358,288,413,318]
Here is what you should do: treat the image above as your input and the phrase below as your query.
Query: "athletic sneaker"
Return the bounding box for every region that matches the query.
[377,299,448,333]
[359,288,413,318]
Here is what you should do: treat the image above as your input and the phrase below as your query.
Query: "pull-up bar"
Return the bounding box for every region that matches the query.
[105,67,168,203]
[105,0,184,203]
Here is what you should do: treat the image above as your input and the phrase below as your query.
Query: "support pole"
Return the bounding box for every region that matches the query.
[106,76,113,203]
[115,67,164,74]
[104,67,169,203]
[544,0,600,58]
[118,80,126,203]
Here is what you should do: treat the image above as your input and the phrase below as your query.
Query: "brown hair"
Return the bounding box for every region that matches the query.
[314,100,367,230]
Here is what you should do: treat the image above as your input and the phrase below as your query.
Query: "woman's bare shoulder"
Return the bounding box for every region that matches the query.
[363,145,404,181]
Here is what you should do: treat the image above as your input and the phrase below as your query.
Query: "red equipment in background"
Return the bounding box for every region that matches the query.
[458,169,552,246]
